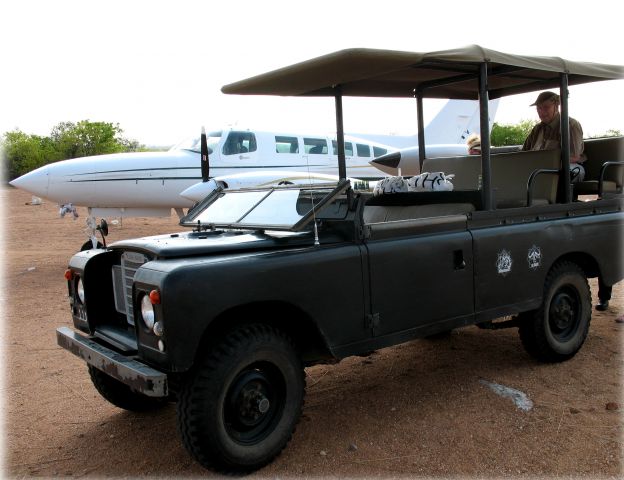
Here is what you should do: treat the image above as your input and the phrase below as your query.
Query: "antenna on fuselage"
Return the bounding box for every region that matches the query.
[201,127,210,182]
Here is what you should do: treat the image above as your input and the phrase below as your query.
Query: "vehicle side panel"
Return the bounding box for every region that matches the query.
[471,211,624,316]
[138,245,367,371]
[591,212,624,285]
[366,230,474,336]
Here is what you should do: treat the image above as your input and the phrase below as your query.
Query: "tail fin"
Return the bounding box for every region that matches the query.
[349,99,500,149]
[424,99,500,144]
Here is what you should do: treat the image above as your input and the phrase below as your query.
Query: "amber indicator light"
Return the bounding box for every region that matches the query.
[149,290,161,304]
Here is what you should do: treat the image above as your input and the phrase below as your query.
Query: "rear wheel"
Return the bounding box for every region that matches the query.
[88,365,168,411]
[177,324,305,474]
[518,262,591,362]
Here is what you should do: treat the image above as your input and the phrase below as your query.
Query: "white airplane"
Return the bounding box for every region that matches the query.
[178,143,467,203]
[9,99,492,246]
[9,129,398,219]
[179,99,499,201]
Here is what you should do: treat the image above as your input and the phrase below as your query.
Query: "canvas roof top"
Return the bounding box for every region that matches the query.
[222,45,624,100]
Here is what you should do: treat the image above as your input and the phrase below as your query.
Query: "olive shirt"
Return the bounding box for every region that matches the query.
[522,112,585,161]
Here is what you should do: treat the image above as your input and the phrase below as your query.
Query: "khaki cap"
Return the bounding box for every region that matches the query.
[530,91,559,106]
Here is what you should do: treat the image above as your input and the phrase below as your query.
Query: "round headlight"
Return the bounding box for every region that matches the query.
[140,294,155,330]
[76,278,85,304]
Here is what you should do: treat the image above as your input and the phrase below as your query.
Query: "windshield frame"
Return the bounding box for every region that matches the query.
[180,180,351,232]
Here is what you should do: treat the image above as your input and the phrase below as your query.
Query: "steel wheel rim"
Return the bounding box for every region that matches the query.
[548,286,580,342]
[224,363,285,445]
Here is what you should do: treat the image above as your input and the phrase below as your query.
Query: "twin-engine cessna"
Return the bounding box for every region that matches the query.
[10,99,496,247]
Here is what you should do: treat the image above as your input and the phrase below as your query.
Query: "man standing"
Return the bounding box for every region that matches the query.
[523,91,586,183]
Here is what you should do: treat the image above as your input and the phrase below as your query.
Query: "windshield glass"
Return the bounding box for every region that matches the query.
[181,182,350,231]
[169,131,222,153]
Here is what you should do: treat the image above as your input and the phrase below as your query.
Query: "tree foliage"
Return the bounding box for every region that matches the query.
[589,128,621,138]
[490,120,537,147]
[490,122,621,147]
[2,120,143,180]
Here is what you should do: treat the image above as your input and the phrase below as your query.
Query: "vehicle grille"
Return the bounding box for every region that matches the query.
[112,251,149,326]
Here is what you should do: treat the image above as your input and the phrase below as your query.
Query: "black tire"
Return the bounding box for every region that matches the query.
[518,261,591,362]
[88,365,168,411]
[177,324,305,474]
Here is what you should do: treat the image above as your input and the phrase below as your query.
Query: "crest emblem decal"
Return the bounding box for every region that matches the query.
[496,249,513,276]
[527,245,542,270]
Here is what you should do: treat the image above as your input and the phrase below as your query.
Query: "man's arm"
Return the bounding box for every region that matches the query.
[569,119,584,163]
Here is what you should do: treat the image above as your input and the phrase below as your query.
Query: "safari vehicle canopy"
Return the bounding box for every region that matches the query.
[222,45,624,208]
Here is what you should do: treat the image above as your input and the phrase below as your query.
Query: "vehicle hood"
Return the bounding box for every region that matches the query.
[110,229,317,258]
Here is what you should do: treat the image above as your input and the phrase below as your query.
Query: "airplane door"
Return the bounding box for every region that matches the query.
[366,217,474,336]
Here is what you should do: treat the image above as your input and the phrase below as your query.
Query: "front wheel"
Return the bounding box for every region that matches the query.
[518,262,591,362]
[177,324,305,474]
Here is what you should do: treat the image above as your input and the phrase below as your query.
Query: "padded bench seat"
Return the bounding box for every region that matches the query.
[573,136,623,196]
[422,149,560,207]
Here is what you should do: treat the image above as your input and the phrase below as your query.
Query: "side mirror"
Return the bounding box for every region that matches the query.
[96,219,109,249]
[97,219,109,237]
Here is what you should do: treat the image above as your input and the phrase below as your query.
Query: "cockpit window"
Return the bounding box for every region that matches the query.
[169,131,222,154]
[222,131,257,155]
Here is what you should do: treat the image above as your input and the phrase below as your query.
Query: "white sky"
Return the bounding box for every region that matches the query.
[0,0,622,146]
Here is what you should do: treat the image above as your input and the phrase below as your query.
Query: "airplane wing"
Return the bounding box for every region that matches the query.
[180,171,377,202]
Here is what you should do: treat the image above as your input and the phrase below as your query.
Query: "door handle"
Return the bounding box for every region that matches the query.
[453,250,466,270]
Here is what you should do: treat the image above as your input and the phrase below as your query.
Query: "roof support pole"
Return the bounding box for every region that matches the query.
[416,89,426,171]
[559,73,572,203]
[478,62,493,210]
[334,86,347,180]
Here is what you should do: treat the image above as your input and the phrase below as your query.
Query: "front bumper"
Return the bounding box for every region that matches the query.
[56,326,168,397]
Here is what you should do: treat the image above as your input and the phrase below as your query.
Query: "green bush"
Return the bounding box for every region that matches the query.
[490,120,537,147]
[2,120,143,180]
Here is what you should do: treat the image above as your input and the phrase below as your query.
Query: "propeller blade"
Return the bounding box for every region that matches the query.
[200,127,209,182]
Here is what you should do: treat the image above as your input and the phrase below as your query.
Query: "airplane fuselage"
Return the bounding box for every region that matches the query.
[11,150,200,210]
[10,128,399,214]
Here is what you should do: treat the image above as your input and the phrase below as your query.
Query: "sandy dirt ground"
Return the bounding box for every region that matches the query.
[2,186,623,478]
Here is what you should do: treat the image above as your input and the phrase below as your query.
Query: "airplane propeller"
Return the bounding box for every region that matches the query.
[201,127,210,182]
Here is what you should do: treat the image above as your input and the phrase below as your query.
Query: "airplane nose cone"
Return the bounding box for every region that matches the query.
[370,148,421,176]
[371,151,401,169]
[370,151,401,175]
[9,165,50,198]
